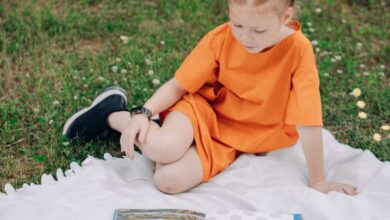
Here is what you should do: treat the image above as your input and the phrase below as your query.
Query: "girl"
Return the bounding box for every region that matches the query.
[63,0,359,196]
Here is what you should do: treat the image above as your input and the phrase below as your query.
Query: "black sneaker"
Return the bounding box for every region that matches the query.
[62,86,128,142]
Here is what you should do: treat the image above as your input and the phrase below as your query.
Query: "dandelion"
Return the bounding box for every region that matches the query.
[379,72,385,77]
[311,40,318,46]
[381,1,386,6]
[63,141,70,146]
[356,42,363,48]
[82,76,86,81]
[307,22,312,27]
[53,100,60,106]
[331,58,336,63]
[379,65,385,69]
[360,64,366,69]
[114,81,118,85]
[157,57,163,62]
[120,69,128,74]
[97,76,105,81]
[120,35,129,44]
[356,100,366,108]
[49,120,53,124]
[316,48,320,52]
[83,84,88,88]
[373,133,381,142]
[145,58,152,66]
[309,28,315,33]
[111,65,118,73]
[33,108,40,113]
[160,40,165,45]
[337,69,343,74]
[358,112,367,119]
[152,79,160,86]
[335,55,342,61]
[351,88,361,97]
[323,73,330,77]
[363,71,370,76]
[341,19,346,23]
[381,125,390,131]
[73,95,78,100]
[315,8,322,13]
[148,70,154,76]
[143,88,148,91]
[116,58,121,63]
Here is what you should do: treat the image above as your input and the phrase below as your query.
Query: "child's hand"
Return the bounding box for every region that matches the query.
[310,180,359,196]
[120,114,150,160]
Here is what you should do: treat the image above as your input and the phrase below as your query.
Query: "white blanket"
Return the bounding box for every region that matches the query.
[1,128,389,220]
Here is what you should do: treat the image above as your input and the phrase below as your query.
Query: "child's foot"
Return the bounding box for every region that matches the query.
[62,86,128,142]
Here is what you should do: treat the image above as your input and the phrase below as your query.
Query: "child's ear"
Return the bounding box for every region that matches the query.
[282,7,294,24]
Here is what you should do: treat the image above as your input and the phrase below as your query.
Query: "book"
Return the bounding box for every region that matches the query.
[113,209,205,220]
[113,209,301,220]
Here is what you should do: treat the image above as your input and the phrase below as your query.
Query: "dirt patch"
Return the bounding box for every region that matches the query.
[79,38,105,56]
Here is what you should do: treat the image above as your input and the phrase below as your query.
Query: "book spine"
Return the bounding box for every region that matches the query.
[113,209,118,220]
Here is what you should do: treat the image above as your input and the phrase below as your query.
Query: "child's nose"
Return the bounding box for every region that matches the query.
[241,29,255,44]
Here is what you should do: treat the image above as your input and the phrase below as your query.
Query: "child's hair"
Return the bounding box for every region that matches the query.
[228,0,296,16]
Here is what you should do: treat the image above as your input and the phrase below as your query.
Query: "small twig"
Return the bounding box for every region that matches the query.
[5,138,25,147]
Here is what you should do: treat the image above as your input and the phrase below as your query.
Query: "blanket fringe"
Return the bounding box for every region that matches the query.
[2,152,117,196]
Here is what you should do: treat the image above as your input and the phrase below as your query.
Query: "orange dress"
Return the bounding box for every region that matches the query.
[159,20,323,183]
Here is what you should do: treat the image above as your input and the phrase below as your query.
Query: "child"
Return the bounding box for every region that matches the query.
[63,0,359,196]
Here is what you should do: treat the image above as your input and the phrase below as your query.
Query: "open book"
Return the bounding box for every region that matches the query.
[113,209,301,220]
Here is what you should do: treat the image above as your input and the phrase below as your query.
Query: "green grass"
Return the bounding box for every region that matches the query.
[0,0,389,192]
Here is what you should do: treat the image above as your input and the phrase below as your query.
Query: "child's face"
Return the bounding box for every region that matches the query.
[229,3,292,54]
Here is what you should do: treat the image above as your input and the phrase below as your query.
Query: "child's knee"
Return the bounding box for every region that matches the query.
[142,131,189,164]
[153,169,184,194]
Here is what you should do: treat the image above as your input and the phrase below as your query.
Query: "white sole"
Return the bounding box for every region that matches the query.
[62,89,127,136]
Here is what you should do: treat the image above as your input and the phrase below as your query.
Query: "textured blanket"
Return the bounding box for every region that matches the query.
[1,128,389,220]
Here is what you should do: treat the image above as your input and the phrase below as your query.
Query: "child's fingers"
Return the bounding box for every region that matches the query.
[127,130,137,160]
[138,124,148,144]
[120,130,127,153]
[342,187,352,195]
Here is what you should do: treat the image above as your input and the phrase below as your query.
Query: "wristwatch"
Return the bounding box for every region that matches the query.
[129,106,153,120]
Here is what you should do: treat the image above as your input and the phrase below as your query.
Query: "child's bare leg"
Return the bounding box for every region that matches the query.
[154,145,203,194]
[107,111,194,164]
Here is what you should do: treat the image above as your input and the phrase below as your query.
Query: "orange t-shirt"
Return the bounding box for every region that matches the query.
[160,20,323,182]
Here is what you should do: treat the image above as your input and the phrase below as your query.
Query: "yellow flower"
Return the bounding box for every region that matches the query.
[351,88,361,97]
[356,100,366,108]
[358,112,367,119]
[381,125,390,131]
[373,133,381,142]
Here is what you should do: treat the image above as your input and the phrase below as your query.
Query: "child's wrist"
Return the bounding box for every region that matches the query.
[309,178,326,186]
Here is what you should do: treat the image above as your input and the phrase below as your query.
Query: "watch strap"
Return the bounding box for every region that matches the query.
[129,106,153,120]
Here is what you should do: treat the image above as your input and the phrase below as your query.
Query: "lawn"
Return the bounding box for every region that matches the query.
[0,0,389,192]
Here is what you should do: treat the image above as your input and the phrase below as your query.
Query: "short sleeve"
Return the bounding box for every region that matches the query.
[285,42,323,126]
[175,31,219,93]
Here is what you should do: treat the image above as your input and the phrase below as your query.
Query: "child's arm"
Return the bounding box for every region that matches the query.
[143,77,187,115]
[297,126,359,196]
[296,126,325,185]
